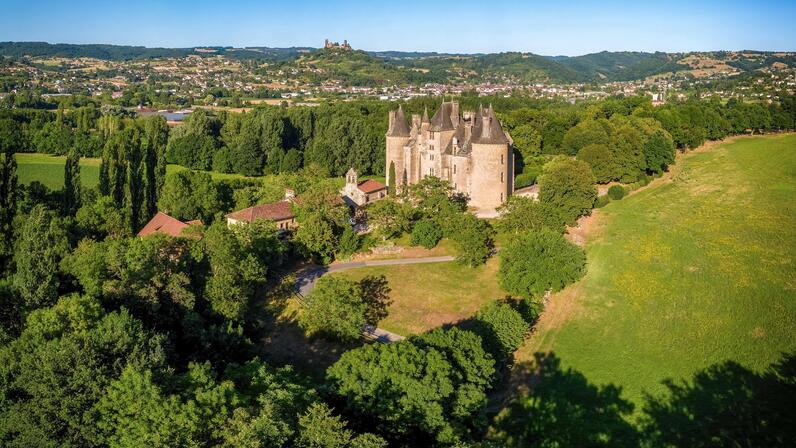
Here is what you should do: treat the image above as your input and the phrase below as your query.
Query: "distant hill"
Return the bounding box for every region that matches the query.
[0,42,311,61]
[1,42,793,84]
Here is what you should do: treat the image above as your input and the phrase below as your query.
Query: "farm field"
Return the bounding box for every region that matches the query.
[331,257,504,336]
[519,134,796,409]
[14,152,385,191]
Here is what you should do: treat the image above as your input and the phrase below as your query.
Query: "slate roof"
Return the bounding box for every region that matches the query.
[386,105,410,137]
[429,102,455,131]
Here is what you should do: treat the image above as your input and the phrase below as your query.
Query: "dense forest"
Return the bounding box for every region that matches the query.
[1,91,795,447]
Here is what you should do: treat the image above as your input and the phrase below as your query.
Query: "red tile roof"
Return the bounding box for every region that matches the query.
[357,179,387,194]
[226,200,295,223]
[138,212,190,237]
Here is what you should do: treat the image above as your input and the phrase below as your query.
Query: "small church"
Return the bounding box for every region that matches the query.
[340,168,387,207]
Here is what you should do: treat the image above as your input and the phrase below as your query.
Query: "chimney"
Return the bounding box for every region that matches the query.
[411,113,420,129]
[284,188,296,201]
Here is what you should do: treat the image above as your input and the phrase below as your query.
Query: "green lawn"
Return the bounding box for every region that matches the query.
[15,152,250,189]
[331,257,504,336]
[14,153,101,190]
[520,134,796,409]
[14,152,385,191]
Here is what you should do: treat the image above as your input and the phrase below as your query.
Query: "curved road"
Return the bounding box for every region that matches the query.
[294,255,456,342]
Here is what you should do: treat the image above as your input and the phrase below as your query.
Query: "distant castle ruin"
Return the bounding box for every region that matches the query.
[324,39,351,50]
[385,102,514,213]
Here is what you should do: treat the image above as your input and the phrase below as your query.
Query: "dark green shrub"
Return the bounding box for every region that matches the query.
[474,301,530,359]
[499,229,587,300]
[594,195,611,208]
[338,227,360,257]
[514,172,536,189]
[410,219,443,249]
[608,185,626,201]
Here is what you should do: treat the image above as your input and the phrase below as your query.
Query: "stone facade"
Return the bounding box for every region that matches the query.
[385,101,513,213]
[340,168,387,207]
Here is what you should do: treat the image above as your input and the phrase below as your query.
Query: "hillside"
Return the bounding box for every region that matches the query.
[1,41,794,85]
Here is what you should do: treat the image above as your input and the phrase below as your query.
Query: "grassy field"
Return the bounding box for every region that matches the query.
[519,134,796,409]
[14,152,385,191]
[14,153,102,190]
[331,257,505,335]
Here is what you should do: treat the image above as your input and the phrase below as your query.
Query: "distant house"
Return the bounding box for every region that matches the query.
[138,212,202,238]
[340,168,387,207]
[226,190,298,230]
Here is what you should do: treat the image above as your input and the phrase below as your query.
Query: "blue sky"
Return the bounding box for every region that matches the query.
[1,0,794,55]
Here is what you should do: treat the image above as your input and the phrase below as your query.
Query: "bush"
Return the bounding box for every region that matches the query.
[338,227,360,257]
[499,229,587,300]
[410,219,443,249]
[538,156,597,226]
[450,213,494,267]
[473,302,530,359]
[594,195,611,208]
[299,276,366,342]
[607,185,626,200]
[514,172,536,189]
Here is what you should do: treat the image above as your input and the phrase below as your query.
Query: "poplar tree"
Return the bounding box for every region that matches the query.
[141,116,168,218]
[62,149,81,216]
[0,121,19,268]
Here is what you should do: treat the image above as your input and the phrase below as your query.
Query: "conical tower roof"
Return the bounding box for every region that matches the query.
[386,105,410,137]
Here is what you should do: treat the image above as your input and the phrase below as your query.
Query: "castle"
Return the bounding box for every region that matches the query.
[324,39,351,50]
[385,102,514,213]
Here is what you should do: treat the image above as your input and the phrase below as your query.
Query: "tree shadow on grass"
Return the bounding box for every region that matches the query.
[640,352,796,448]
[490,352,640,447]
[490,352,796,448]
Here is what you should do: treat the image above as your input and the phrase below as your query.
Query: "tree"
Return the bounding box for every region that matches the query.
[203,222,267,321]
[126,137,145,233]
[297,403,353,448]
[472,302,530,359]
[76,196,130,239]
[610,125,647,182]
[497,196,565,235]
[538,156,597,226]
[410,219,443,249]
[12,205,69,311]
[561,119,612,156]
[577,143,615,183]
[450,213,494,267]
[327,327,495,444]
[0,122,19,267]
[294,214,338,264]
[499,229,586,300]
[511,124,543,163]
[337,226,360,257]
[158,170,222,223]
[299,276,366,342]
[140,115,169,218]
[62,149,81,215]
[281,148,303,173]
[643,128,676,174]
[366,197,413,240]
[0,295,167,447]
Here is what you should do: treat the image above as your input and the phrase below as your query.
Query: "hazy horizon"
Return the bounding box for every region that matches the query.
[1,0,794,56]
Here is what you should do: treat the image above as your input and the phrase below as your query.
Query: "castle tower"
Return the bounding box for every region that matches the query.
[469,106,513,211]
[385,105,411,192]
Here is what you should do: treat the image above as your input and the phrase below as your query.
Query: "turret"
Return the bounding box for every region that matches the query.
[386,105,411,192]
[469,106,512,211]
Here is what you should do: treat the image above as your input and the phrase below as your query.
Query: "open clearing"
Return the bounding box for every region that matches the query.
[518,134,796,409]
[15,152,250,189]
[331,257,505,336]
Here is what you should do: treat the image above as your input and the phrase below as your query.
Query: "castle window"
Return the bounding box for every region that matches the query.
[501,154,504,165]
[453,165,457,174]
[501,172,504,183]
[500,193,503,202]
